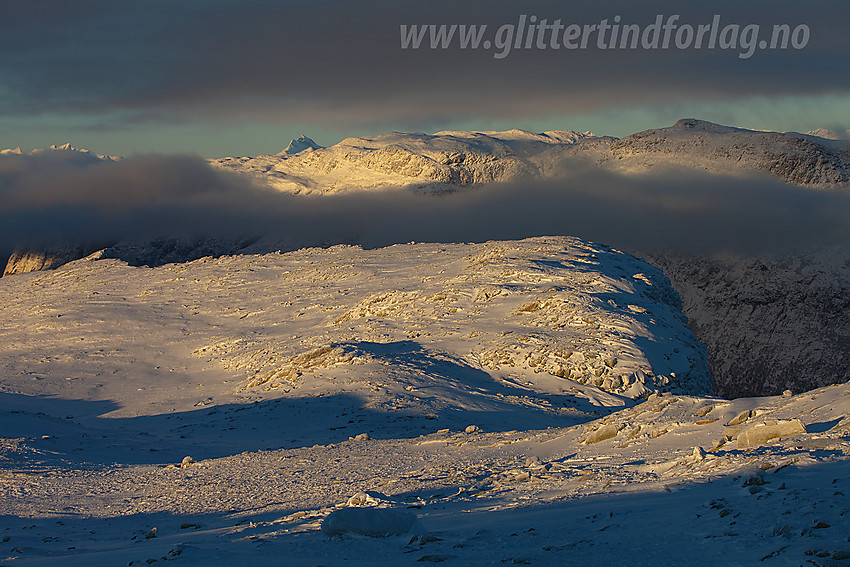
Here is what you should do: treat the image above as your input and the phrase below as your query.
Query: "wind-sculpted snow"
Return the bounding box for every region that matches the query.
[188,237,710,400]
[2,237,850,565]
[0,237,707,448]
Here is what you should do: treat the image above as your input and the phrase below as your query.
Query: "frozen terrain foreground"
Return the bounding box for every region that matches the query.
[0,237,848,565]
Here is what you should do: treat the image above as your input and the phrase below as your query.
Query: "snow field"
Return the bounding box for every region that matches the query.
[0,236,848,565]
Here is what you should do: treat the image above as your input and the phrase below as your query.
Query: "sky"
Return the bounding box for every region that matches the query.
[1,0,848,158]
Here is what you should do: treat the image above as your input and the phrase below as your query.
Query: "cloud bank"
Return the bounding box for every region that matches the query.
[1,151,848,266]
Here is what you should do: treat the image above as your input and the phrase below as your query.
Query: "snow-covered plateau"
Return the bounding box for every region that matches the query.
[2,237,849,566]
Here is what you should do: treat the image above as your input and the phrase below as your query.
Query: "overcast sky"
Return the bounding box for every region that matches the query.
[1,0,848,157]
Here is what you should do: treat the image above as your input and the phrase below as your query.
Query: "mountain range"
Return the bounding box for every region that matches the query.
[210,118,850,193]
[6,119,848,198]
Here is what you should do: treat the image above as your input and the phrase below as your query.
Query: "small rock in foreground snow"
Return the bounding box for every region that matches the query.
[727,410,753,426]
[321,507,416,538]
[181,456,194,467]
[525,456,542,468]
[584,423,622,444]
[346,491,380,507]
[464,425,482,434]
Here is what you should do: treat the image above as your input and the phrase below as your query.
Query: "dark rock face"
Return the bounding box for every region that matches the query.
[3,236,274,276]
[650,251,850,398]
[3,246,97,276]
[762,136,850,187]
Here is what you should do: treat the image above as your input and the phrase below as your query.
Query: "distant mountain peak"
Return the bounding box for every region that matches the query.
[670,118,745,133]
[280,135,322,156]
[1,143,91,155]
[49,142,82,151]
[806,128,848,141]
[18,143,121,161]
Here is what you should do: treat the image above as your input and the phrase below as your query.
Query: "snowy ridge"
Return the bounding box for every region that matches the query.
[607,119,850,188]
[210,129,608,194]
[0,237,708,435]
[433,128,597,146]
[191,237,709,401]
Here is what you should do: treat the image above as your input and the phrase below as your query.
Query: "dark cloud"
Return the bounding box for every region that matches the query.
[0,0,847,130]
[1,151,848,265]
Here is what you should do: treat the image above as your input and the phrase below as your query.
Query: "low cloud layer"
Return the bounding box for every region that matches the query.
[1,151,848,267]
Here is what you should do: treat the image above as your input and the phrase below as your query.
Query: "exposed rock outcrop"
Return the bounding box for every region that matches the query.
[3,246,98,277]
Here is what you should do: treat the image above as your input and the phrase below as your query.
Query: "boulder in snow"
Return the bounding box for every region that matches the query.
[737,419,806,449]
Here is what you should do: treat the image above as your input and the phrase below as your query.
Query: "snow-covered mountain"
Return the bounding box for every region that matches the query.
[210,129,609,194]
[210,120,850,193]
[280,134,323,155]
[607,119,850,188]
[807,128,850,141]
[0,237,710,420]
[8,120,848,196]
[0,143,121,161]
